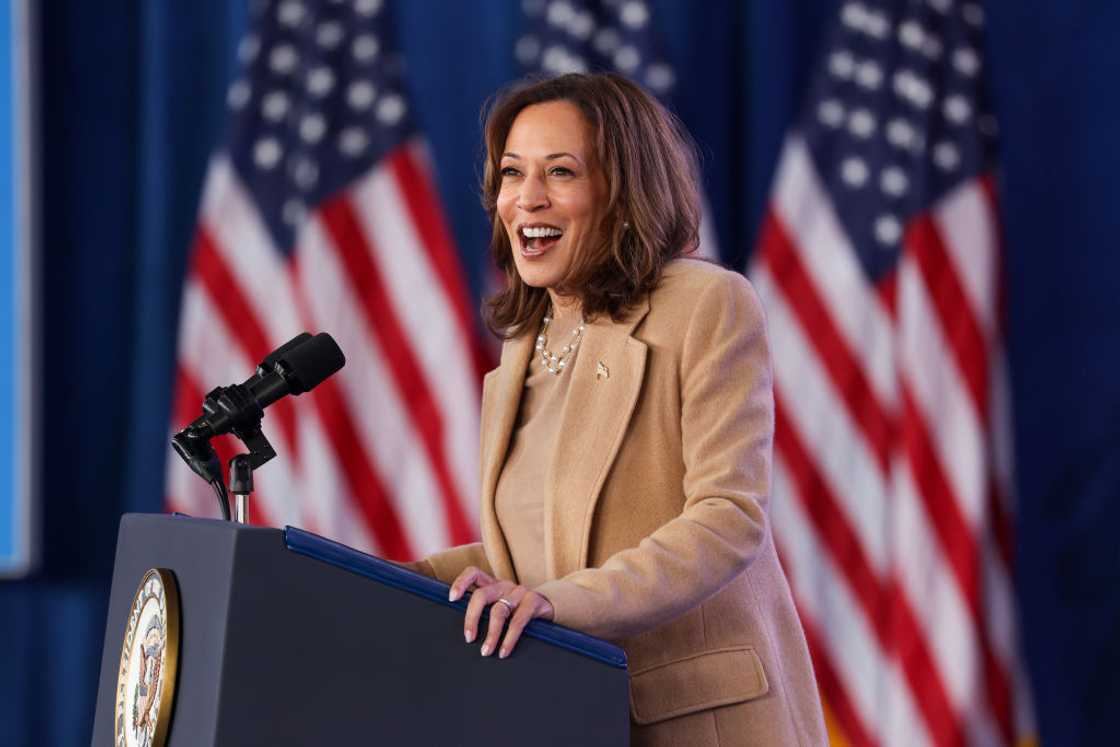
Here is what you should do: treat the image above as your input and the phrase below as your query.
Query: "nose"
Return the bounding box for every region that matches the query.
[516,172,549,211]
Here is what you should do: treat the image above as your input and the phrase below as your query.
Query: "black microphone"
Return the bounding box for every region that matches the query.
[183,332,345,441]
[170,332,344,520]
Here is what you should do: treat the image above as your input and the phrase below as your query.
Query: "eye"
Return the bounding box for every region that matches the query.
[549,166,574,177]
[499,165,521,177]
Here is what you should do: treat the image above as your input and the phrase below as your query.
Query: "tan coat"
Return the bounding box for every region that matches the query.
[424,259,826,746]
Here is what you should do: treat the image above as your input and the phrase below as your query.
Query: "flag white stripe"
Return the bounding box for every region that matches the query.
[298,213,449,556]
[933,184,999,337]
[892,457,1003,747]
[753,264,891,573]
[351,166,480,526]
[176,281,259,394]
[200,157,306,347]
[294,404,376,552]
[897,254,987,531]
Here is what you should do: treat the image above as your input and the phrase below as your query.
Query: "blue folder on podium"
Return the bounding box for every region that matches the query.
[92,513,629,746]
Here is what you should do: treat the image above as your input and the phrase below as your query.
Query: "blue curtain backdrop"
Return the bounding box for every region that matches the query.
[0,1,1117,745]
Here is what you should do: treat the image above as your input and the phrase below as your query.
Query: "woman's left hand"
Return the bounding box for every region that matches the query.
[448,566,555,659]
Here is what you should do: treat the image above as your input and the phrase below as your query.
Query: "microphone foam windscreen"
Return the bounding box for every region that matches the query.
[283,332,346,393]
[262,332,313,370]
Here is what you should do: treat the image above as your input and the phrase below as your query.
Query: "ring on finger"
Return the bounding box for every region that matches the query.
[495,597,516,615]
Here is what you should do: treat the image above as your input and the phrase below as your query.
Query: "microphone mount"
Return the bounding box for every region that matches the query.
[171,381,277,523]
[171,331,345,524]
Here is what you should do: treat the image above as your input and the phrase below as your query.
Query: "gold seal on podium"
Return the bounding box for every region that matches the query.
[114,568,180,747]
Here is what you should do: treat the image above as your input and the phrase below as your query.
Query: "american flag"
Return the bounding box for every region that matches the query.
[748,1,1036,745]
[514,0,720,260]
[167,0,485,561]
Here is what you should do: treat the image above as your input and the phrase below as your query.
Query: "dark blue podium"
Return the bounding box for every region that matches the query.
[92,514,629,745]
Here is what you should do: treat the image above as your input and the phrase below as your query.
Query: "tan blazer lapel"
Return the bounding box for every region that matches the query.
[478,333,534,581]
[546,299,650,578]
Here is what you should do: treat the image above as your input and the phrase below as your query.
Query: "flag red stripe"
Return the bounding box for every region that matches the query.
[318,194,475,546]
[898,383,980,611]
[884,581,964,747]
[877,266,899,320]
[898,382,1016,740]
[761,212,894,475]
[789,585,877,747]
[775,393,964,747]
[190,228,271,361]
[906,217,991,426]
[190,227,300,463]
[307,376,415,559]
[389,145,492,381]
[775,397,881,617]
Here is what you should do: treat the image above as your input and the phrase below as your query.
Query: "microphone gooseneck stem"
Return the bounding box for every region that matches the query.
[230,454,254,525]
[234,494,248,524]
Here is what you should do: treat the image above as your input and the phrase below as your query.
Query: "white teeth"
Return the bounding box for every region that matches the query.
[521,226,563,238]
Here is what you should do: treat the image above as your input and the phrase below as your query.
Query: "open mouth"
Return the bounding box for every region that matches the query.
[518,224,564,256]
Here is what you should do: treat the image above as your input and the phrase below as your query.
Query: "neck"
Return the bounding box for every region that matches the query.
[547,290,582,320]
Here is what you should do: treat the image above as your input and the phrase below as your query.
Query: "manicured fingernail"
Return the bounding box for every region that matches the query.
[449,590,459,601]
[465,629,474,643]
[499,647,509,659]
[480,644,491,656]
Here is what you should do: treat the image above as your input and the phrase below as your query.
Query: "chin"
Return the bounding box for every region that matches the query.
[512,257,564,290]
[515,270,558,290]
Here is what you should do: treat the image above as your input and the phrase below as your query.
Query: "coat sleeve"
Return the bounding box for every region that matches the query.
[535,271,774,640]
[415,542,494,585]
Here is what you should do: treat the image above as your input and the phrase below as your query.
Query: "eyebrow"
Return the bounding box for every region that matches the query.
[502,151,583,163]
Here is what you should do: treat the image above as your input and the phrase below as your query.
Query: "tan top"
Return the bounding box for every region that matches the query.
[493,312,582,589]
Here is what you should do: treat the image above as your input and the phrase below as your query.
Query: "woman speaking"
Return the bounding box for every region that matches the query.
[411,73,826,746]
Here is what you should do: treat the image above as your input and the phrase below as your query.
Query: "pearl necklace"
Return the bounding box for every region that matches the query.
[536,312,585,375]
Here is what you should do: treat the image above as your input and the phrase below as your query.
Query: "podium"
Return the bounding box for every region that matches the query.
[92,514,629,745]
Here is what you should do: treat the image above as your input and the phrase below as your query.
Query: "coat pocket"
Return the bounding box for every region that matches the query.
[629,645,769,725]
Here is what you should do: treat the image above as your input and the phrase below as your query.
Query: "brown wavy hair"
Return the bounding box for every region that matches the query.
[481,73,702,339]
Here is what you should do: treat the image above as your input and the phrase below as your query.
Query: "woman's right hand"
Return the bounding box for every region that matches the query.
[448,566,554,658]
